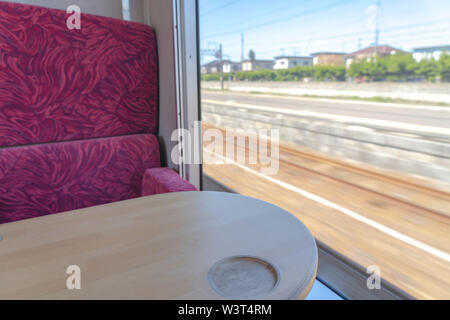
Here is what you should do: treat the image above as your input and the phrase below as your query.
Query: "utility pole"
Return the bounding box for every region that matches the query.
[222,53,233,101]
[219,44,224,90]
[375,0,380,48]
[201,42,225,90]
[241,32,244,62]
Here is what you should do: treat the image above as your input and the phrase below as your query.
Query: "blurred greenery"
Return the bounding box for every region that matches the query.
[348,52,450,82]
[201,52,450,82]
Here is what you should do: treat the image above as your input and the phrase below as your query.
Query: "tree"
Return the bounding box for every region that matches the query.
[248,49,256,61]
[416,59,439,82]
[438,51,450,82]
[383,53,416,81]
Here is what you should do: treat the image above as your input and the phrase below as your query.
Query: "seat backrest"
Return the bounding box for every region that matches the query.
[0,2,158,147]
[0,3,161,223]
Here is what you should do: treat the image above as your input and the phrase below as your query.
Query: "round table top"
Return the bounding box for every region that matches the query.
[0,191,317,300]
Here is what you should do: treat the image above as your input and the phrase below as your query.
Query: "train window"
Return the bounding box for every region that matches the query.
[122,0,131,21]
[198,0,450,299]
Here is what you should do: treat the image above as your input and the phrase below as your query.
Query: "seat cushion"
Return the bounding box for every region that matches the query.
[0,2,158,148]
[0,134,160,224]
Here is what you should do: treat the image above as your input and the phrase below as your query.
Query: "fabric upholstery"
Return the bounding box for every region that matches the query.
[142,168,198,196]
[0,2,196,224]
[0,2,158,148]
[0,134,161,224]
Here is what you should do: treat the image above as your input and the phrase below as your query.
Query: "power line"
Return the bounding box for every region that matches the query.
[200,0,242,17]
[221,26,449,59]
[200,5,437,43]
[227,18,450,50]
[307,30,450,53]
[202,0,360,39]
[220,17,368,48]
[200,8,450,61]
[248,26,450,56]
[307,25,450,48]
[205,0,308,33]
[314,34,450,53]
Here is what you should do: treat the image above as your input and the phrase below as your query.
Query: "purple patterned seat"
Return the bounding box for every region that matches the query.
[0,2,196,224]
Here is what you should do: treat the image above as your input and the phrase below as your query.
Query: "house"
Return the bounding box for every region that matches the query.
[345,45,405,67]
[201,60,242,74]
[273,56,313,69]
[413,45,450,62]
[223,60,242,73]
[311,52,346,66]
[201,60,221,74]
[242,59,273,71]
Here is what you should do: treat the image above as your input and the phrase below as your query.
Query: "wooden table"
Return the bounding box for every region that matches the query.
[0,191,317,300]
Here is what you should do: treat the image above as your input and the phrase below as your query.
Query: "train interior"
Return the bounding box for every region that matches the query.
[0,0,449,301]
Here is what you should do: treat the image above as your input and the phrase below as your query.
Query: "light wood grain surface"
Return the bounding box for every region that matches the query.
[0,191,317,300]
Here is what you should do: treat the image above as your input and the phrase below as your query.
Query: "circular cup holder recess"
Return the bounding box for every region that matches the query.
[208,256,280,299]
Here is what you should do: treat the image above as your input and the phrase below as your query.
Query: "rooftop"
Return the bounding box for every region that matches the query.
[202,59,238,66]
[311,52,347,56]
[413,45,450,52]
[347,45,405,56]
[274,56,312,59]
[242,59,274,63]
[202,60,220,67]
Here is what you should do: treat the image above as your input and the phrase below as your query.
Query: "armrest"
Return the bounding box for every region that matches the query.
[142,168,198,197]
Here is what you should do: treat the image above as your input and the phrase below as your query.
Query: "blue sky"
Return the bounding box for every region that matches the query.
[199,0,450,63]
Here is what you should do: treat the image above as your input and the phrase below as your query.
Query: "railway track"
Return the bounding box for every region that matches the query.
[278,143,450,202]
[276,147,450,221]
[202,122,450,221]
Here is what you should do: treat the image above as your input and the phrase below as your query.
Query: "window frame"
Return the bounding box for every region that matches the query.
[173,0,202,189]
